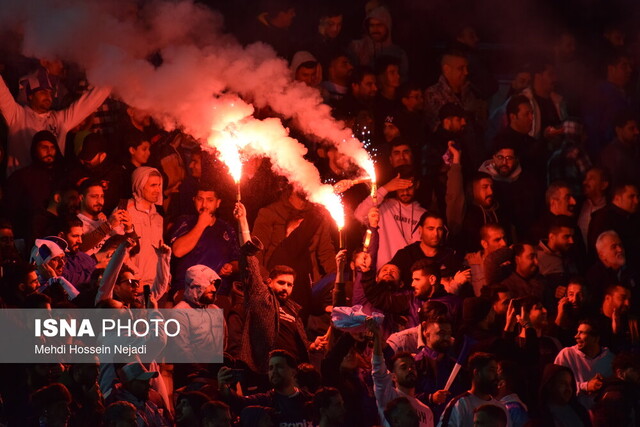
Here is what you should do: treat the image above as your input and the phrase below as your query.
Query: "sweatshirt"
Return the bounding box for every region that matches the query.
[0,75,110,173]
[354,186,426,269]
[372,354,435,427]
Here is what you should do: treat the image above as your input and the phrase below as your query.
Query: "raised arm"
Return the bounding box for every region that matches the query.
[59,85,111,131]
[367,317,399,418]
[171,211,211,258]
[0,74,20,125]
[354,175,413,223]
[94,239,131,305]
[333,249,347,307]
[234,202,268,302]
[445,141,465,235]
[152,241,172,300]
[234,202,251,245]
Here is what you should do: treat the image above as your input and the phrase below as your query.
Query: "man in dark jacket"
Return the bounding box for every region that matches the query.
[234,202,323,375]
[588,182,640,265]
[478,141,543,240]
[252,188,336,321]
[67,132,125,213]
[3,130,65,239]
[218,350,313,426]
[390,212,467,295]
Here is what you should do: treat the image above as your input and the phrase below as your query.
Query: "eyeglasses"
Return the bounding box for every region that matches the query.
[118,279,140,288]
[494,155,515,162]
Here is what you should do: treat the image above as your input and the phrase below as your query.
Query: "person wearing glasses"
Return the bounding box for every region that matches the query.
[95,236,170,308]
[494,95,547,178]
[479,140,543,240]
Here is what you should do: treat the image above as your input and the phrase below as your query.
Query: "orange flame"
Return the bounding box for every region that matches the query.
[316,186,345,230]
[210,127,243,184]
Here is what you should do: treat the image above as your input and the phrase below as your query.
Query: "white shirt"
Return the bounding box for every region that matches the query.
[554,345,614,408]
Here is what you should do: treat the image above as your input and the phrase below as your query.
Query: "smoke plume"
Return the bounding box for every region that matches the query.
[0,0,371,218]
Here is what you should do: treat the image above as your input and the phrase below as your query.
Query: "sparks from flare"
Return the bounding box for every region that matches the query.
[317,186,345,248]
[210,123,244,200]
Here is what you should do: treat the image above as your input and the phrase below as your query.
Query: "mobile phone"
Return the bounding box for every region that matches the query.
[117,199,128,211]
[511,297,523,311]
[143,285,151,308]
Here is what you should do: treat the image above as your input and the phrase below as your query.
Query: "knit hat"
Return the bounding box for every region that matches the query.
[462,297,492,325]
[30,236,67,266]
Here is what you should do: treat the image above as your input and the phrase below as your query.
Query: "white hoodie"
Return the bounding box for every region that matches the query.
[354,187,425,268]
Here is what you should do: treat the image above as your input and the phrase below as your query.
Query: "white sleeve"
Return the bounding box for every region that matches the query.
[372,353,400,416]
[0,75,20,125]
[354,187,390,224]
[57,86,111,131]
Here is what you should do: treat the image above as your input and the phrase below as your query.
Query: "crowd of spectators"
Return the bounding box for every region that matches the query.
[0,0,639,426]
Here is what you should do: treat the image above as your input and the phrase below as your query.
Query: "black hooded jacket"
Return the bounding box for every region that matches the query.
[3,131,65,238]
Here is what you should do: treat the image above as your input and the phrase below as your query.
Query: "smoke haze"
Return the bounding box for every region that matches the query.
[0,0,369,213]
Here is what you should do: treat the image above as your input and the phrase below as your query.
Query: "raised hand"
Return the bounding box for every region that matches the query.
[383,174,414,192]
[368,206,380,228]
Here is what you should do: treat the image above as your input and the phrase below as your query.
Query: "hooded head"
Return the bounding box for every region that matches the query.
[290,51,321,86]
[132,167,163,206]
[30,130,61,167]
[365,7,392,44]
[184,265,221,306]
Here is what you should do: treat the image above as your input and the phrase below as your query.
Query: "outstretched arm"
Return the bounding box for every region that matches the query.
[94,239,132,305]
[152,241,172,300]
[235,202,267,303]
[59,86,111,131]
[0,74,20,125]
[445,141,465,235]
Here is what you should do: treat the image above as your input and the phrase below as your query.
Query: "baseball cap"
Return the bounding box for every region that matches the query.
[118,362,159,382]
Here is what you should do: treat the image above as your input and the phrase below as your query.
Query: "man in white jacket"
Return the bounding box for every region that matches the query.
[554,320,614,409]
[0,72,110,173]
[355,165,426,269]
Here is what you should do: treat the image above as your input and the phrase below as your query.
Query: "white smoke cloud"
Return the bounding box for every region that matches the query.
[0,0,371,220]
